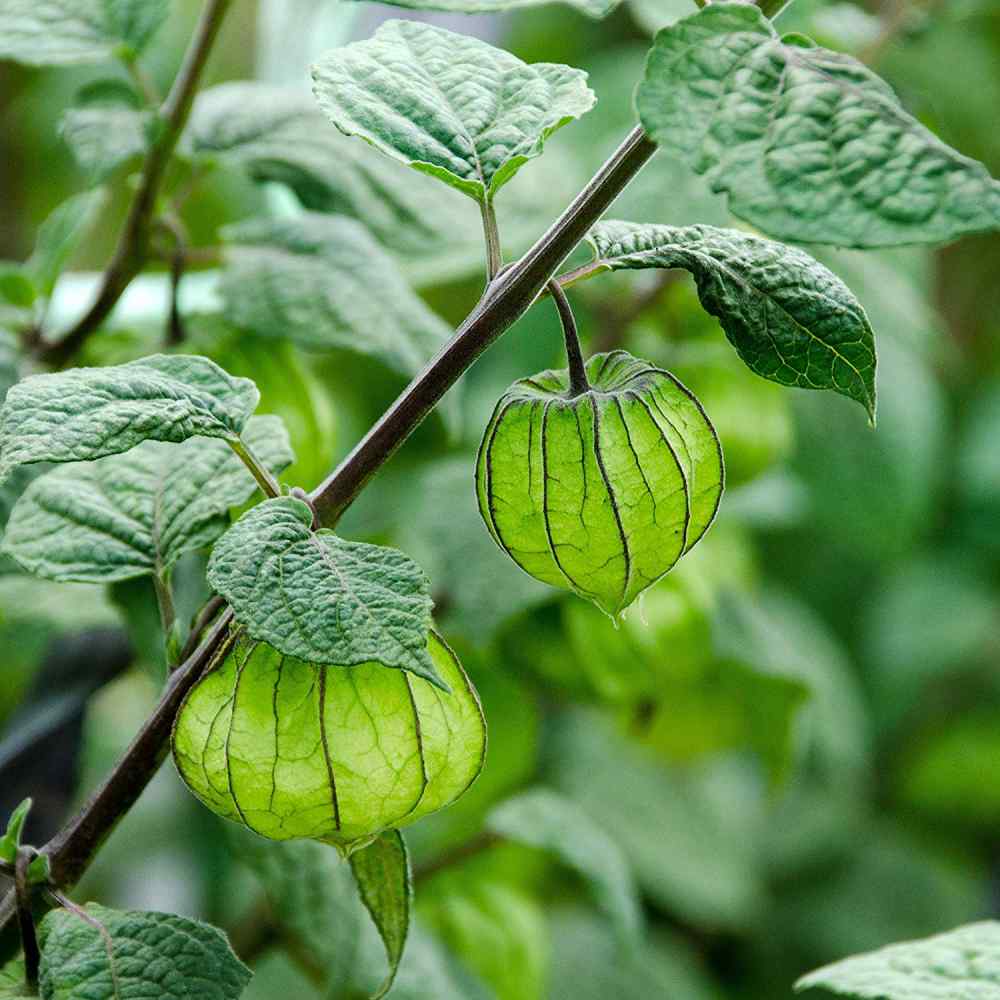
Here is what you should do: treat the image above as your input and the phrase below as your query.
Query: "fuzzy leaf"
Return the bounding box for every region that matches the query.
[311,20,595,202]
[0,354,259,482]
[37,903,251,999]
[487,788,642,945]
[350,830,412,1000]
[637,3,1000,247]
[796,921,1000,999]
[218,213,451,377]
[0,0,168,65]
[583,221,876,419]
[207,497,442,686]
[3,415,292,583]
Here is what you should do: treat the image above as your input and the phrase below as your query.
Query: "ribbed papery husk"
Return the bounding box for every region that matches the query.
[172,628,485,851]
[476,350,723,618]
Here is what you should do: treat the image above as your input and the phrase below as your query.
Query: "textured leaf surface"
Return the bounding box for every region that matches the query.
[0,0,168,65]
[584,221,876,418]
[350,830,412,1000]
[796,921,1000,999]
[3,415,292,583]
[0,354,259,482]
[218,213,451,377]
[311,20,594,201]
[487,788,642,944]
[637,3,1000,247]
[347,0,619,15]
[207,497,441,683]
[476,350,723,617]
[37,903,250,999]
[60,104,150,180]
[173,629,485,846]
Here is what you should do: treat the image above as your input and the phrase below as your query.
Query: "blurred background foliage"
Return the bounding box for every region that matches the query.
[1,0,1000,997]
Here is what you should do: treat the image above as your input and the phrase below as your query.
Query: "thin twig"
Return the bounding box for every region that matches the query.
[38,0,232,367]
[413,831,502,885]
[15,850,40,992]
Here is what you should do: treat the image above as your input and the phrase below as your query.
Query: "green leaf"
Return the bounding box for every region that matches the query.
[0,958,30,998]
[218,214,451,377]
[0,0,168,65]
[346,0,620,16]
[231,832,364,996]
[60,103,150,181]
[420,879,547,1000]
[486,788,642,945]
[0,267,36,309]
[207,496,443,686]
[37,903,251,999]
[796,922,1000,999]
[25,190,105,298]
[173,629,485,847]
[0,354,260,482]
[637,3,1000,247]
[350,830,412,1000]
[0,797,31,863]
[311,20,595,202]
[582,221,877,419]
[3,415,292,583]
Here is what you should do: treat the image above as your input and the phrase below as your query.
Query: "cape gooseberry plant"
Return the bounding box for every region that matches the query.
[1,0,999,997]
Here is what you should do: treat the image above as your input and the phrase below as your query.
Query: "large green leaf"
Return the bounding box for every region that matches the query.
[3,415,292,583]
[218,214,451,377]
[350,830,412,1000]
[637,3,1000,247]
[346,0,620,16]
[0,354,259,482]
[580,220,876,419]
[207,496,443,686]
[796,922,1000,999]
[0,0,168,65]
[486,788,642,945]
[37,903,251,999]
[311,20,595,202]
